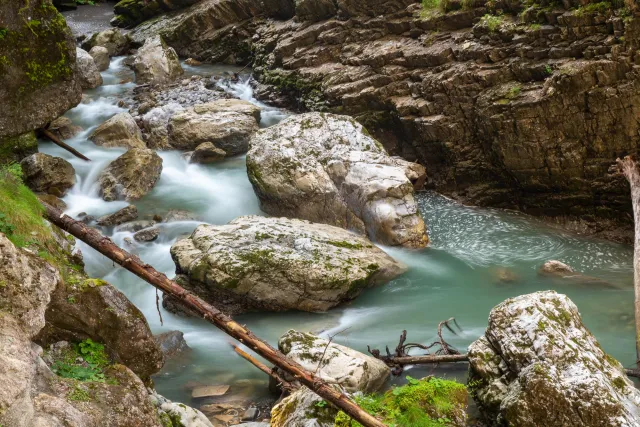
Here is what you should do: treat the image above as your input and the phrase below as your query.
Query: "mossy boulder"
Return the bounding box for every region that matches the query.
[98,148,163,201]
[468,291,640,426]
[0,131,38,165]
[0,0,81,140]
[247,113,428,248]
[167,215,406,315]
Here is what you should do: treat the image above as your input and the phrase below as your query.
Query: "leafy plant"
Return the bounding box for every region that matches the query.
[50,339,110,383]
[545,64,553,75]
[0,212,15,236]
[480,14,504,32]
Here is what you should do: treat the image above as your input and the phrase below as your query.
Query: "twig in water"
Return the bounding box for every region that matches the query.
[155,288,163,326]
[315,327,351,375]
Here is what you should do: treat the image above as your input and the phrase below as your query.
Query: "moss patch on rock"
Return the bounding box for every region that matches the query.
[334,377,468,426]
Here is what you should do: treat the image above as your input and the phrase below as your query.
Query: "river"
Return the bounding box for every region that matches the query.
[40,46,635,410]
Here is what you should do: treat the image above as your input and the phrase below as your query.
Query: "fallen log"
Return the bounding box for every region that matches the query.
[41,202,384,427]
[617,155,640,369]
[231,343,298,394]
[39,128,91,162]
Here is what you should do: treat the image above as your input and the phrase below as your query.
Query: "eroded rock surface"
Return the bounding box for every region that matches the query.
[278,330,390,393]
[168,215,405,314]
[134,35,184,85]
[20,153,76,196]
[99,148,163,201]
[247,113,428,247]
[468,290,640,426]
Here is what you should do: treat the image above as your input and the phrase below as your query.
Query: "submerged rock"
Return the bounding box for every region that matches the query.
[539,260,575,277]
[81,28,130,57]
[134,227,160,242]
[89,45,110,72]
[168,215,405,314]
[89,112,146,149]
[247,113,428,248]
[134,35,183,85]
[279,330,390,393]
[99,148,163,201]
[168,100,260,153]
[116,219,157,233]
[468,290,640,426]
[96,204,139,226]
[20,153,76,196]
[75,47,103,90]
[47,116,83,140]
[164,209,200,223]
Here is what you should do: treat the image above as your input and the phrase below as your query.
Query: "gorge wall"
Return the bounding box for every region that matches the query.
[127,0,640,242]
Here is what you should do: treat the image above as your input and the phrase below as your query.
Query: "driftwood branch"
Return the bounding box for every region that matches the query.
[41,202,384,427]
[39,128,91,162]
[231,343,298,394]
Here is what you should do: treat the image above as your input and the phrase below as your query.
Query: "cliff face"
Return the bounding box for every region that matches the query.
[0,0,82,141]
[130,0,640,242]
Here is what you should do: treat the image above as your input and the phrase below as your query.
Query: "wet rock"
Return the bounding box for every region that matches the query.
[134,35,184,85]
[189,142,226,164]
[247,113,428,248]
[134,227,160,242]
[168,100,260,153]
[164,209,199,222]
[20,153,76,196]
[539,260,574,277]
[168,215,405,314]
[140,102,185,150]
[89,112,146,149]
[47,116,83,140]
[89,46,110,72]
[185,57,202,66]
[279,330,390,392]
[0,0,81,141]
[36,279,164,381]
[153,330,189,358]
[75,47,103,90]
[115,219,157,233]
[149,389,213,427]
[81,28,130,57]
[96,205,139,226]
[468,290,640,426]
[99,148,163,201]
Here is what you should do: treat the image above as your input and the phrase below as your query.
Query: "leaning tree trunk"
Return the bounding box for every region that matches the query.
[617,155,640,368]
[41,202,385,427]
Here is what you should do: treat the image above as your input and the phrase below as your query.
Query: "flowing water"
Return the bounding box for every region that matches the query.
[40,55,636,407]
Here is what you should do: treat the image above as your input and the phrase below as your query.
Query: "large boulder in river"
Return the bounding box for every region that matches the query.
[47,116,82,140]
[247,113,428,248]
[0,0,81,140]
[99,148,163,201]
[168,100,260,153]
[468,291,640,426]
[134,35,183,86]
[75,48,103,90]
[89,112,146,149]
[279,330,390,393]
[81,28,130,57]
[36,278,164,380]
[168,215,406,315]
[89,46,110,72]
[20,153,76,196]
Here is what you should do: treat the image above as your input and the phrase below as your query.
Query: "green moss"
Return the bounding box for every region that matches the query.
[0,132,38,164]
[480,14,504,32]
[326,240,363,250]
[334,377,467,426]
[575,2,613,15]
[68,384,91,401]
[612,376,626,391]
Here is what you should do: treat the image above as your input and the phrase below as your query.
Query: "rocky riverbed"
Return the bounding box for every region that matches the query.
[1,0,639,426]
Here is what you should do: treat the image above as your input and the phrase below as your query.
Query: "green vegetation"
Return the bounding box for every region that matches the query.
[51,339,111,383]
[334,376,467,426]
[327,240,364,250]
[68,385,91,401]
[545,64,553,75]
[480,14,504,32]
[505,84,522,99]
[575,1,613,15]
[0,163,55,250]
